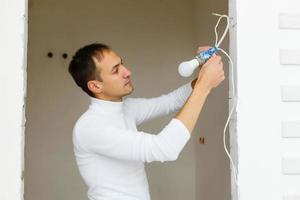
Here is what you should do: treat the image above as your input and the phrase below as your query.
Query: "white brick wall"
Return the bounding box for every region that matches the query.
[232,0,300,199]
[279,1,300,198]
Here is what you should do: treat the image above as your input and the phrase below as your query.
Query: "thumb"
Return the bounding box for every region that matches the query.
[196,46,212,54]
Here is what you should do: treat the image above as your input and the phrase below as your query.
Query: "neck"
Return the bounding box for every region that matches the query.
[90,96,123,113]
[94,93,123,102]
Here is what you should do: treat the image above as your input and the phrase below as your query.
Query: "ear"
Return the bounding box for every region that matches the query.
[87,80,103,95]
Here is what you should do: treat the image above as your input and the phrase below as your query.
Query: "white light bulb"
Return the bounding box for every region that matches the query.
[178,59,199,77]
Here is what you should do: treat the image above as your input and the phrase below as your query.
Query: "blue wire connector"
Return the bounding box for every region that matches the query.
[196,46,219,65]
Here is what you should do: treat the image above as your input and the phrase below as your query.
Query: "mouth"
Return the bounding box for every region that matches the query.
[125,80,131,86]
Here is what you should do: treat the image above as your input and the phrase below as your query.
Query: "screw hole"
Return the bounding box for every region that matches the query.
[47,52,53,58]
[62,53,68,59]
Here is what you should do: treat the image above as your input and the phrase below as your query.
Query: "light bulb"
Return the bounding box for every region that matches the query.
[178,59,199,77]
[178,47,218,77]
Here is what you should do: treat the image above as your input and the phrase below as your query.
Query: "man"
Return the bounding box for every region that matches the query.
[68,43,224,200]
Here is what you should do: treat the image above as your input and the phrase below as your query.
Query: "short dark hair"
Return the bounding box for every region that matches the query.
[68,43,110,97]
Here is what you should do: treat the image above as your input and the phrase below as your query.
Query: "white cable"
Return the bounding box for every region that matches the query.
[219,48,238,183]
[212,13,238,183]
[212,13,230,48]
[214,16,222,45]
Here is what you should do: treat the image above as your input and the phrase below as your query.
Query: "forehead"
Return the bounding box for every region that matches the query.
[93,50,120,71]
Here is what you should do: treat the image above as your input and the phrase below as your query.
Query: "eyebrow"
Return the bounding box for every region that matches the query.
[111,58,123,72]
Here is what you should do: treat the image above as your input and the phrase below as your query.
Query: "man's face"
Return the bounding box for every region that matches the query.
[93,50,133,100]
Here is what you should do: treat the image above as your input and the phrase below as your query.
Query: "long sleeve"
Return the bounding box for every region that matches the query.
[124,82,193,126]
[74,118,190,163]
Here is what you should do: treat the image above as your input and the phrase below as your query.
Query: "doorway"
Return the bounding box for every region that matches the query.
[25,0,231,199]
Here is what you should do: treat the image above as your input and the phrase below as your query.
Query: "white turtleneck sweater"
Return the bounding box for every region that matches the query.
[73,82,193,200]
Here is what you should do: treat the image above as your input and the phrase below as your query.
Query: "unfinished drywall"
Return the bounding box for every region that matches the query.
[25,0,230,199]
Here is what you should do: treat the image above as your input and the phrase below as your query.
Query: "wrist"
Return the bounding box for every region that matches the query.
[194,80,211,95]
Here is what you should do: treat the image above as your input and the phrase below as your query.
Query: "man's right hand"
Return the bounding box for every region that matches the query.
[175,53,225,134]
[196,54,225,93]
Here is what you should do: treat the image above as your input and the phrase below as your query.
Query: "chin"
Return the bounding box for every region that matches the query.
[124,87,134,96]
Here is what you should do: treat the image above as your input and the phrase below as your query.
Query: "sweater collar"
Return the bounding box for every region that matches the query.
[90,97,124,113]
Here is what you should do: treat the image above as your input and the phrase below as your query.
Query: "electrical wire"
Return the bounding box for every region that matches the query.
[219,47,238,183]
[212,13,230,48]
[212,13,238,183]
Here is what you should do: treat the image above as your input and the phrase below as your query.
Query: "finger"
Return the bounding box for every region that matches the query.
[219,72,225,78]
[219,73,225,79]
[205,56,215,65]
[221,75,225,81]
[218,70,225,76]
[197,46,211,51]
[206,55,219,65]
[215,55,222,62]
[196,46,212,54]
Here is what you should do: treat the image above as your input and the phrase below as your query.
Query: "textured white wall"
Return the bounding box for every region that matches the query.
[228,0,238,199]
[235,0,300,199]
[0,0,27,199]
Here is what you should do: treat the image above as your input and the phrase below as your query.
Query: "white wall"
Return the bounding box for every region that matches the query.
[235,0,300,199]
[0,0,27,199]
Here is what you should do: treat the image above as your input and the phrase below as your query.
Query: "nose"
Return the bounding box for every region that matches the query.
[122,66,132,78]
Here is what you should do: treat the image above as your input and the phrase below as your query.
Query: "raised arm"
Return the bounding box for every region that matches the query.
[73,118,190,163]
[124,80,195,126]
[74,54,224,163]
